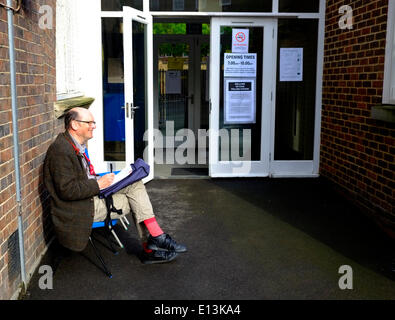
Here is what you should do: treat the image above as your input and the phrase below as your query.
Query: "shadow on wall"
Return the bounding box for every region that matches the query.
[38,162,54,247]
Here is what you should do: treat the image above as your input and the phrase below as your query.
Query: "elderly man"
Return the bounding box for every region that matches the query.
[44,107,186,264]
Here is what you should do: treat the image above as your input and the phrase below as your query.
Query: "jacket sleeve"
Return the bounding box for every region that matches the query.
[48,150,100,201]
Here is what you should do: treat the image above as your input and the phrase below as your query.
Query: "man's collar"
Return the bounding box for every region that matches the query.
[65,131,86,154]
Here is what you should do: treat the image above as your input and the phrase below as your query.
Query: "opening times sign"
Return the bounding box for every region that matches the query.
[224,53,257,78]
[224,53,257,124]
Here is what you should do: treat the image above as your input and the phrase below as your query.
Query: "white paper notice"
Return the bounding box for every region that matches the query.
[165,70,182,94]
[224,53,257,78]
[232,28,249,53]
[224,79,256,124]
[110,164,133,186]
[280,48,303,81]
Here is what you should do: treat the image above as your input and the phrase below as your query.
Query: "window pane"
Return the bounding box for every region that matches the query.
[200,42,210,130]
[154,23,186,35]
[101,0,143,11]
[56,0,80,97]
[102,18,125,161]
[279,0,320,13]
[391,18,395,103]
[219,26,263,161]
[133,21,148,160]
[158,42,190,135]
[150,0,271,12]
[154,23,210,35]
[274,19,318,161]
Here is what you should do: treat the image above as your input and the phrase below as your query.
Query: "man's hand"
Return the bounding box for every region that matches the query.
[97,173,115,190]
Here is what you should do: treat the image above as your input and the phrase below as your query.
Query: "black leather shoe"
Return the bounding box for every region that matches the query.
[147,233,187,253]
[141,250,178,265]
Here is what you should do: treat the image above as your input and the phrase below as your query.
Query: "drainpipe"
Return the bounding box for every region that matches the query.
[5,0,26,289]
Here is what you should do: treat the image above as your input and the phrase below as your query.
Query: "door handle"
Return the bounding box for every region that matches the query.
[122,103,130,118]
[130,104,139,119]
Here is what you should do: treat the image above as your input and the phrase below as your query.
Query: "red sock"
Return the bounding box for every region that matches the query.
[143,217,164,237]
[142,242,152,253]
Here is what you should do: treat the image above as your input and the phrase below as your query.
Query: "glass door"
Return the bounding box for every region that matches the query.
[155,36,193,144]
[209,17,276,177]
[270,18,320,177]
[101,6,153,180]
[154,34,210,171]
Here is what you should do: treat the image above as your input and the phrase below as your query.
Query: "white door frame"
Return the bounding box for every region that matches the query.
[209,17,277,177]
[124,6,154,182]
[94,6,154,181]
[269,1,326,178]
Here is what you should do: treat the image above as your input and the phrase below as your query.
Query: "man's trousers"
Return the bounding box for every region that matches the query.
[93,180,155,242]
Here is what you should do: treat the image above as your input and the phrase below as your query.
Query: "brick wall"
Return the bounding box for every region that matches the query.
[0,0,61,300]
[321,0,394,236]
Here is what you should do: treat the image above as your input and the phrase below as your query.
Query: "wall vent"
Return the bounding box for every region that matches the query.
[7,230,21,282]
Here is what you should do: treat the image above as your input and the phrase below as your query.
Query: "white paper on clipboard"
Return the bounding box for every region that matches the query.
[109,165,133,186]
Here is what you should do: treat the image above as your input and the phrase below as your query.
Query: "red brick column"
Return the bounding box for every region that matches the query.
[321,0,394,236]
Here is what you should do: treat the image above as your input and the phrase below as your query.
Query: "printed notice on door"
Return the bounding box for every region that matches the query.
[279,48,303,81]
[224,53,257,78]
[232,28,249,53]
[224,79,256,124]
[165,70,182,94]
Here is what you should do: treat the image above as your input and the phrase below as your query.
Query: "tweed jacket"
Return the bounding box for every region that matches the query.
[43,131,100,251]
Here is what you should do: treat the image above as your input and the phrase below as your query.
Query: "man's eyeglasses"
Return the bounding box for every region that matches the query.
[75,120,96,126]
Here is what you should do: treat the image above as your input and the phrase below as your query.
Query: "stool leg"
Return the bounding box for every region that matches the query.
[89,236,112,278]
[122,216,130,226]
[109,228,124,249]
[105,223,119,254]
[120,218,128,230]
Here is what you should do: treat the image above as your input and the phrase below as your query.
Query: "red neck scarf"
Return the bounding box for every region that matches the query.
[64,135,96,176]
